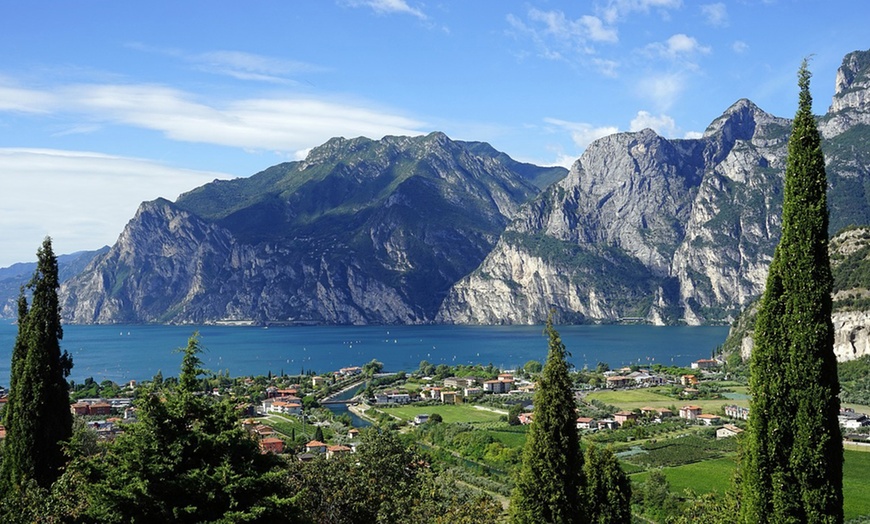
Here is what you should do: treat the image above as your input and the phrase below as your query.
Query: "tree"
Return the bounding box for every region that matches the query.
[72,333,297,522]
[583,443,631,524]
[523,360,543,375]
[509,317,586,523]
[1,237,73,492]
[741,60,843,523]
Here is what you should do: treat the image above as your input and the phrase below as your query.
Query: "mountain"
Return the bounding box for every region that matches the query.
[0,248,108,318]
[722,226,870,363]
[60,133,562,324]
[437,49,870,325]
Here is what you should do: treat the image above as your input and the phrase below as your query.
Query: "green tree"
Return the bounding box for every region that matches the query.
[741,60,843,523]
[523,360,543,375]
[509,318,586,523]
[583,443,631,524]
[1,237,73,492]
[71,333,297,522]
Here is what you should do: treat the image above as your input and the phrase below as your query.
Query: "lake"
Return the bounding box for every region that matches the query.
[0,323,729,387]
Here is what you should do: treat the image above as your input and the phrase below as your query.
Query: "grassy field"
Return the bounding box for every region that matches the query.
[372,404,505,424]
[585,387,749,413]
[629,449,870,520]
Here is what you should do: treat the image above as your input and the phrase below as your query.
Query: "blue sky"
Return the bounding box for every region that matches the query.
[1,0,868,266]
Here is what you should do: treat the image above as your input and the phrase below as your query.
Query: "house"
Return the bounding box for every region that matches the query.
[656,408,674,420]
[414,414,430,425]
[679,405,703,420]
[725,405,750,420]
[839,409,869,429]
[483,380,511,394]
[497,373,514,382]
[716,424,744,439]
[327,445,352,459]
[691,358,719,370]
[0,425,6,439]
[348,428,360,439]
[613,411,638,426]
[576,417,594,429]
[444,377,475,389]
[464,387,483,397]
[305,440,328,454]
[682,388,699,397]
[440,390,459,404]
[680,375,699,386]
[518,413,534,425]
[605,376,632,389]
[260,437,285,454]
[269,400,302,415]
[70,402,91,416]
[597,419,619,430]
[339,366,363,376]
[697,414,721,426]
[311,376,326,388]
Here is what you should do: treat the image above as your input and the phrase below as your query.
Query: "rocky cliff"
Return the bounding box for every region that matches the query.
[438,49,870,325]
[60,133,561,324]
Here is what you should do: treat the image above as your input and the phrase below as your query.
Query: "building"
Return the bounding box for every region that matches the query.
[327,445,352,459]
[414,414,430,425]
[716,424,744,439]
[518,413,534,425]
[680,375,699,386]
[697,413,721,426]
[259,437,285,454]
[691,359,719,370]
[483,380,512,394]
[679,405,703,420]
[311,376,327,388]
[724,405,750,420]
[576,417,594,429]
[463,387,483,397]
[605,376,632,389]
[305,440,328,454]
[613,411,638,426]
[440,390,459,404]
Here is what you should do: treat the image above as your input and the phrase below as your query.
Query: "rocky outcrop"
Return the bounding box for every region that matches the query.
[820,49,870,138]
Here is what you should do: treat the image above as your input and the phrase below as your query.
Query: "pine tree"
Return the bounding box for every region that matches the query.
[1,237,73,492]
[741,60,843,523]
[509,318,585,523]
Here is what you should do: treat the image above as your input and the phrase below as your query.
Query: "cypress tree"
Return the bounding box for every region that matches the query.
[741,60,843,523]
[1,237,74,491]
[583,443,632,524]
[509,317,585,523]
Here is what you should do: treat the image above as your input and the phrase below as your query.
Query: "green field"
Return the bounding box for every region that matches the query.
[372,404,506,424]
[586,387,749,414]
[630,449,870,520]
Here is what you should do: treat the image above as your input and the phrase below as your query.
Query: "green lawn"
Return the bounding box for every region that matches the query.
[629,449,870,520]
[586,387,749,414]
[373,404,505,424]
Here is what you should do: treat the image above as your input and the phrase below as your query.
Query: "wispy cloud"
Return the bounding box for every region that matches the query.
[127,44,326,84]
[732,40,749,54]
[0,148,234,266]
[0,80,427,153]
[629,110,677,136]
[344,0,427,19]
[645,34,711,62]
[598,0,683,24]
[700,3,728,26]
[544,117,619,150]
[507,9,617,64]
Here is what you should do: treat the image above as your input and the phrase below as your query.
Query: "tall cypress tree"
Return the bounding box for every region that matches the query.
[741,60,843,523]
[509,317,586,523]
[1,237,73,491]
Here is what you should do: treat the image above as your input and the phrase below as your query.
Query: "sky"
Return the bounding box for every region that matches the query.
[1,0,868,267]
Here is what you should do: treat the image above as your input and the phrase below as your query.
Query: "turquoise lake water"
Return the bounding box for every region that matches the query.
[0,323,729,387]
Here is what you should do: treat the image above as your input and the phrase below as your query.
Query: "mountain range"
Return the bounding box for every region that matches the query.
[2,49,869,329]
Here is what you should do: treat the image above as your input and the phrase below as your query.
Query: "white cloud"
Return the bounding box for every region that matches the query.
[0,148,234,266]
[545,117,619,149]
[599,0,683,24]
[732,40,749,54]
[0,81,427,153]
[509,9,618,63]
[701,3,728,26]
[345,0,426,19]
[684,130,704,139]
[126,44,326,84]
[646,34,711,61]
[636,72,687,111]
[629,110,677,136]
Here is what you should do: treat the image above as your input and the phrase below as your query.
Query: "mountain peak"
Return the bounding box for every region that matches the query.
[820,49,870,138]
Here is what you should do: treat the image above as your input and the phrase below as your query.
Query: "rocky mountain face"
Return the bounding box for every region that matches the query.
[438,49,870,325]
[723,226,870,363]
[60,133,560,324]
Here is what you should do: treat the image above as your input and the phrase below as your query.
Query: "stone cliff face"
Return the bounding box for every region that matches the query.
[439,50,870,326]
[61,133,558,324]
[439,101,791,325]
